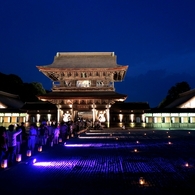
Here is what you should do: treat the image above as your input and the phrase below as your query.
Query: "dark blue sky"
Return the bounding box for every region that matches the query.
[1,0,195,107]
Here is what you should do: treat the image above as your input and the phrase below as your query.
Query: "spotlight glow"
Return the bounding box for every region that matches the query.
[185,163,189,167]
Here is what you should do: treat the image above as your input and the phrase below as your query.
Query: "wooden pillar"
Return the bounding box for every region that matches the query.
[92,104,96,127]
[106,104,110,128]
[56,105,61,123]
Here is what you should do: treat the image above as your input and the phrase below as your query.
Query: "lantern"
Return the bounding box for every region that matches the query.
[139,177,145,185]
[144,133,146,136]
[136,141,139,144]
[185,163,189,167]
[1,159,8,168]
[168,142,172,145]
[59,138,62,143]
[168,136,170,138]
[71,134,74,137]
[116,137,118,140]
[16,154,22,162]
[26,150,31,157]
[38,146,42,152]
[67,135,69,140]
[134,149,137,152]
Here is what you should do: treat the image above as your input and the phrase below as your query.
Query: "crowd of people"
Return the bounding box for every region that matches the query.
[0,119,92,167]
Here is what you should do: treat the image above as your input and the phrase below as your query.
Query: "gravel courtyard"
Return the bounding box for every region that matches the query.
[1,129,195,195]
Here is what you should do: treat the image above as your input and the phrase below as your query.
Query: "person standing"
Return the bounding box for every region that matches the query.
[20,122,27,142]
[53,125,60,144]
[60,122,68,142]
[0,126,8,163]
[28,124,37,154]
[16,125,22,154]
[6,125,22,166]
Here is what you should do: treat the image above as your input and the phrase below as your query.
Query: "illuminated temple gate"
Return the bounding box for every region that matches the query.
[37,52,128,127]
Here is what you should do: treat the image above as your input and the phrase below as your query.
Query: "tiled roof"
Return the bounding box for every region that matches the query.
[165,89,195,108]
[21,102,57,110]
[37,52,127,69]
[145,108,195,113]
[37,91,127,100]
[111,102,150,110]
[0,91,24,109]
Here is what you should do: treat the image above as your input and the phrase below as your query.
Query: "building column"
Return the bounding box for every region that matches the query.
[141,114,145,123]
[145,117,148,123]
[106,104,111,128]
[92,104,96,127]
[70,104,73,121]
[56,105,61,124]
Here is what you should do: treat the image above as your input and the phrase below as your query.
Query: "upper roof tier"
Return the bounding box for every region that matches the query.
[37,52,128,69]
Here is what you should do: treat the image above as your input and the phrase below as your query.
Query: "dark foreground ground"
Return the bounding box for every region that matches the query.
[1,129,195,195]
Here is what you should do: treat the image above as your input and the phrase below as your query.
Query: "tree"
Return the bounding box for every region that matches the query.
[0,72,47,102]
[158,81,191,108]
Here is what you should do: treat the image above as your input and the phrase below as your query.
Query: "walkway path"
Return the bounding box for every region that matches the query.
[1,129,195,195]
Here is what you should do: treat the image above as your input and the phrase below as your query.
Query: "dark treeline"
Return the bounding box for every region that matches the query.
[158,81,191,108]
[0,72,47,102]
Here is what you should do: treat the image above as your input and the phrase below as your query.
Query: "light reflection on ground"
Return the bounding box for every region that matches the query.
[33,157,177,173]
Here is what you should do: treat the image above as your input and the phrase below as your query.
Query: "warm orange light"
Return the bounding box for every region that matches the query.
[185,163,189,167]
[38,146,42,152]
[1,159,7,168]
[16,154,22,162]
[26,150,31,157]
[134,149,137,152]
[139,177,145,185]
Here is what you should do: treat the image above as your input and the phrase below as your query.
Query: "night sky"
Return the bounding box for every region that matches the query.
[1,0,195,108]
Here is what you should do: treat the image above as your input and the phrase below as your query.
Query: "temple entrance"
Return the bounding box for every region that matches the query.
[78,111,93,121]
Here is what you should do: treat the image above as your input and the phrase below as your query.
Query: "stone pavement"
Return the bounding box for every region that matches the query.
[1,129,195,195]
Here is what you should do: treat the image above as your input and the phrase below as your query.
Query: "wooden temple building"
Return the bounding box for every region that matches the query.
[1,51,195,129]
[36,52,128,128]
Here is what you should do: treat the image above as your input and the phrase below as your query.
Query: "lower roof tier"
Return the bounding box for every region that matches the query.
[37,91,127,105]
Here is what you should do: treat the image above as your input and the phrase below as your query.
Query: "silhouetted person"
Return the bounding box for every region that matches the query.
[0,126,7,163]
[20,122,27,141]
[6,125,22,166]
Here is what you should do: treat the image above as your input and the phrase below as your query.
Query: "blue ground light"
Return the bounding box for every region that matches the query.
[1,130,195,195]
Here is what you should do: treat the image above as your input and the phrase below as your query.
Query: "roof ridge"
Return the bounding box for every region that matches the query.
[179,88,195,96]
[56,52,115,57]
[0,91,19,98]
